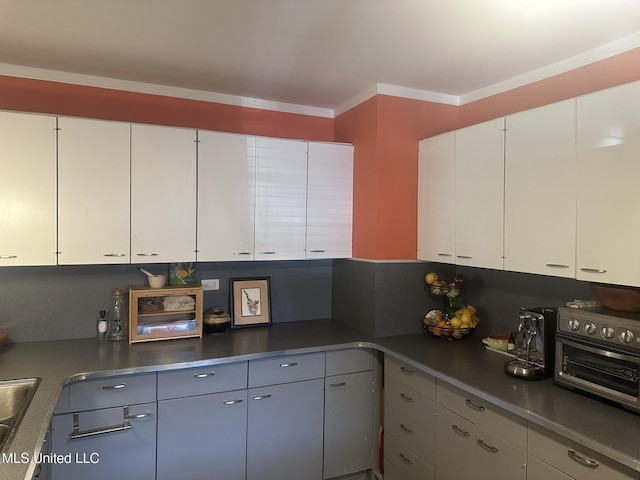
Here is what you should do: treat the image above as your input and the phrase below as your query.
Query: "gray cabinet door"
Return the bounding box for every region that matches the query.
[323,370,374,478]
[50,402,156,480]
[157,389,247,480]
[247,378,324,480]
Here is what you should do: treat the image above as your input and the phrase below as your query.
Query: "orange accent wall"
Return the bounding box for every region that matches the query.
[0,75,334,140]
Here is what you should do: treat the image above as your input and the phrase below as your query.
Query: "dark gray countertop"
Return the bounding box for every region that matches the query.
[1,320,639,479]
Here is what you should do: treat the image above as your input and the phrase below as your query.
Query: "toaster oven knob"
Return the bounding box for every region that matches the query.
[619,329,634,344]
[584,321,596,335]
[567,318,580,331]
[601,326,615,340]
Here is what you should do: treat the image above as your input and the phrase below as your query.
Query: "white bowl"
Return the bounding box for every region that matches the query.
[148,275,167,288]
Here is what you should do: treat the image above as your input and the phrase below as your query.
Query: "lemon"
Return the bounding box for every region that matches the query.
[450,316,463,329]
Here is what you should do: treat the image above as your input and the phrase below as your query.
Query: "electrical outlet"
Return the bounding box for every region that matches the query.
[202,279,220,291]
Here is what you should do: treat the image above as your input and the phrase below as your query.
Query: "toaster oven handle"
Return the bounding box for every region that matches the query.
[568,449,599,469]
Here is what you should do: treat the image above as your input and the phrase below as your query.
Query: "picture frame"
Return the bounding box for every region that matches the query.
[230,277,272,328]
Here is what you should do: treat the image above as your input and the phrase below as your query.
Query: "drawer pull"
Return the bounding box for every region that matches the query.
[451,424,471,437]
[400,366,414,376]
[259,251,277,255]
[309,249,326,253]
[545,263,569,268]
[101,383,126,390]
[70,406,149,439]
[223,399,244,405]
[136,252,159,257]
[465,399,485,412]
[233,252,252,256]
[329,382,346,388]
[399,393,414,403]
[580,267,607,274]
[252,394,272,401]
[0,255,17,259]
[437,253,452,257]
[399,424,414,435]
[398,453,413,465]
[477,438,498,453]
[568,449,599,469]
[457,255,472,259]
[279,362,298,368]
[103,253,127,257]
[193,372,216,378]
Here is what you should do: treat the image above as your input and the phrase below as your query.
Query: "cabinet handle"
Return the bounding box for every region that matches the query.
[259,251,277,255]
[279,362,298,368]
[309,249,326,253]
[568,449,599,469]
[399,424,414,435]
[545,263,569,268]
[477,438,498,453]
[399,393,414,403]
[457,255,472,259]
[69,406,149,439]
[193,372,215,378]
[103,253,127,257]
[465,399,485,412]
[451,424,471,437]
[0,255,17,259]
[101,383,126,390]
[400,366,414,376]
[233,252,252,256]
[580,267,607,274]
[136,252,159,257]
[223,399,244,405]
[252,394,272,401]
[398,453,413,465]
[329,382,346,388]
[437,253,452,257]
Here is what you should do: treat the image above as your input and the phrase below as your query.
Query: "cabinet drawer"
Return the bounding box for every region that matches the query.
[385,376,435,433]
[158,361,247,400]
[436,380,526,449]
[385,405,435,465]
[384,433,434,480]
[385,355,435,399]
[326,348,373,376]
[528,423,637,480]
[69,372,157,411]
[248,352,325,387]
[475,426,526,480]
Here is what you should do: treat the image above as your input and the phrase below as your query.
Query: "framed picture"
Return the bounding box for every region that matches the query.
[230,277,272,328]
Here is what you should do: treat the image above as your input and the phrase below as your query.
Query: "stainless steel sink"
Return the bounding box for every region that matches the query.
[0,378,40,452]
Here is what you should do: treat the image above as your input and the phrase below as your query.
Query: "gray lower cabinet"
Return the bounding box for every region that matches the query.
[157,389,247,480]
[50,402,157,480]
[247,378,325,480]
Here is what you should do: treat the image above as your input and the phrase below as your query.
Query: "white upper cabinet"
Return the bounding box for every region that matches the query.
[306,142,353,259]
[504,100,577,277]
[57,117,131,265]
[576,81,640,286]
[0,112,56,266]
[417,132,456,263]
[131,124,197,264]
[455,118,505,270]
[254,137,308,260]
[197,131,256,261]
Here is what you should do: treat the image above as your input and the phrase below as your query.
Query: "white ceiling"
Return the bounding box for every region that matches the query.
[1,0,640,116]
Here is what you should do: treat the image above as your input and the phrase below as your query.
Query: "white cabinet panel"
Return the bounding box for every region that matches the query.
[306,141,353,259]
[504,100,577,277]
[57,117,130,264]
[576,81,640,286]
[0,112,56,266]
[255,137,308,260]
[417,132,456,263]
[131,124,197,263]
[455,118,505,270]
[197,131,255,261]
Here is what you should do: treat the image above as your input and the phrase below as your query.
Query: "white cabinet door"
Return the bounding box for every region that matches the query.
[455,118,505,270]
[504,100,577,277]
[417,132,456,263]
[0,112,56,266]
[576,81,640,286]
[254,137,308,260]
[306,141,353,259]
[131,124,197,263]
[57,117,130,264]
[197,131,255,261]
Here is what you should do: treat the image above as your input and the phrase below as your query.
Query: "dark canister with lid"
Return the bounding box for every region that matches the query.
[203,307,231,334]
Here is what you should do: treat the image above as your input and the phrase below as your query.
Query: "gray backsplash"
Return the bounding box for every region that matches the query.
[0,258,595,343]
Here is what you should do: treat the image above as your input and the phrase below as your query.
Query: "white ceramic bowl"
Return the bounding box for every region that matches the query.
[148,275,167,288]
